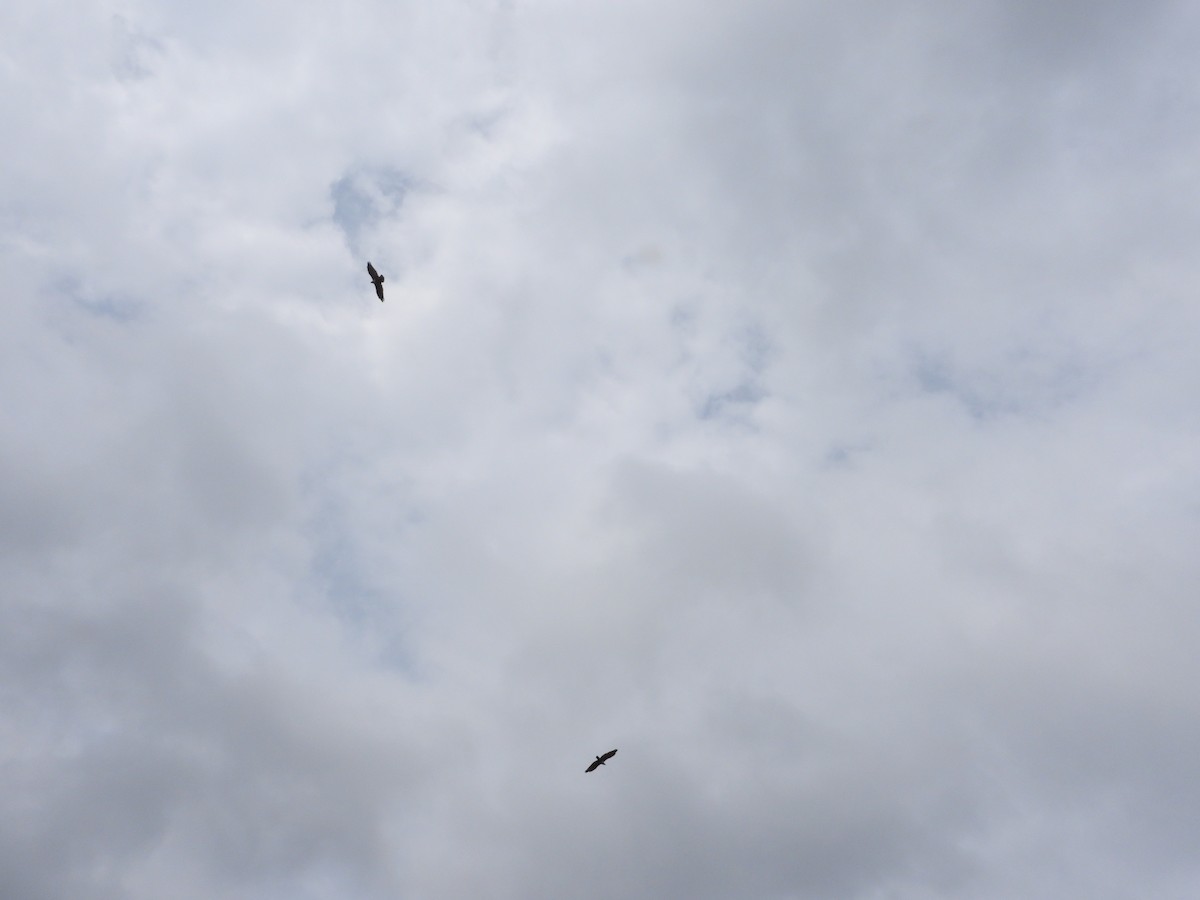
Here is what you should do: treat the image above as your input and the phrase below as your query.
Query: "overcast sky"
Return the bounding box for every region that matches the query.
[3,1,1200,898]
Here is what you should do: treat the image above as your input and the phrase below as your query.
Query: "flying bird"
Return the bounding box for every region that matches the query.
[367,261,385,302]
[585,749,617,772]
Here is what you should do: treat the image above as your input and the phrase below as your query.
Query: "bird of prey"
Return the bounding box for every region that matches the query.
[585,749,617,772]
[367,261,385,302]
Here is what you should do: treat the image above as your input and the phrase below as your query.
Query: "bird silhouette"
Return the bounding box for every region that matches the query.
[586,749,617,772]
[367,261,385,302]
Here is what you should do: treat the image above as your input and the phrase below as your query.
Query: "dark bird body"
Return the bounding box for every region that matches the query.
[586,749,617,772]
[367,262,385,301]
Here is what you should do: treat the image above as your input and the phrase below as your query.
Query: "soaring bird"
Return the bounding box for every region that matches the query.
[367,261,385,302]
[585,749,617,772]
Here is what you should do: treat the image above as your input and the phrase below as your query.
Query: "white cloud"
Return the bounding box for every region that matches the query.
[3,1,1200,898]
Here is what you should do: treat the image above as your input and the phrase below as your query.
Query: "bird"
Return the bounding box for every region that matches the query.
[367,261,385,302]
[585,749,617,772]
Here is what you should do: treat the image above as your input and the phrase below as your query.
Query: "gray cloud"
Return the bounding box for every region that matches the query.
[2,1,1199,898]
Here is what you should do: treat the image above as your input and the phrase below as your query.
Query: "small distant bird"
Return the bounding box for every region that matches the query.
[367,261,385,302]
[586,749,617,772]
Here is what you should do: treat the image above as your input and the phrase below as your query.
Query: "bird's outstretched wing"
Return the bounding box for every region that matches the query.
[585,758,602,772]
[599,749,618,763]
[374,282,385,301]
[367,261,380,280]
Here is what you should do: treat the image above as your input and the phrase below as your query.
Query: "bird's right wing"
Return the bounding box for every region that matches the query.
[367,262,379,279]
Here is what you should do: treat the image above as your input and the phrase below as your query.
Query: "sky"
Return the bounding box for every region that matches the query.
[3,1,1200,898]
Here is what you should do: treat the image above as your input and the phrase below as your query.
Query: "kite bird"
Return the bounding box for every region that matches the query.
[586,749,617,772]
[367,261,385,302]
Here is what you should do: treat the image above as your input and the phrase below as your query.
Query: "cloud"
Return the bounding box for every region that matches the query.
[3,1,1200,898]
